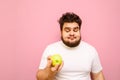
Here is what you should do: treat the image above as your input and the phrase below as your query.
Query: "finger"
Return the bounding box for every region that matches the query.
[47,55,51,60]
[46,56,52,68]
[51,64,59,72]
[58,61,64,71]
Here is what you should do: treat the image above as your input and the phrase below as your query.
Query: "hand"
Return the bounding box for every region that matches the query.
[45,56,64,79]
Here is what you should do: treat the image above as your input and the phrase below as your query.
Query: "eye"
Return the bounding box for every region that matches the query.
[64,28,70,32]
[73,27,79,32]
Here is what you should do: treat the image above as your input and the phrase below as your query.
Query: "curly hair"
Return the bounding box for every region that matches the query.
[58,12,82,31]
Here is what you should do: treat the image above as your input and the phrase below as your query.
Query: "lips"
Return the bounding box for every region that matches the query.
[68,36,76,40]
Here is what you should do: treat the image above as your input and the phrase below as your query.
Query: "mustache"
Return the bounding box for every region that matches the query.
[68,36,76,38]
[61,36,81,47]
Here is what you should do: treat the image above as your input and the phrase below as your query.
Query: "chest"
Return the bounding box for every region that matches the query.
[60,52,93,73]
[48,44,94,74]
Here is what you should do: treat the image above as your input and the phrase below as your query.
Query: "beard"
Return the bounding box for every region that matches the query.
[61,36,81,47]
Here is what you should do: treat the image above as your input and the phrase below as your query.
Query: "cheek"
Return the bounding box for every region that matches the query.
[75,33,80,38]
[76,35,80,38]
[63,35,68,40]
[62,32,69,37]
[76,34,80,37]
[76,32,80,36]
[62,34,70,41]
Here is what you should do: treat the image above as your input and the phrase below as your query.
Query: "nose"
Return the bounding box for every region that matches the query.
[69,31,74,36]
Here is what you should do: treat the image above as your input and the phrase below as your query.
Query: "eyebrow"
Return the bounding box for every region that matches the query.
[64,26,79,29]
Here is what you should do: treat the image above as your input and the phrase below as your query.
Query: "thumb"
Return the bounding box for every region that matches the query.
[51,64,60,72]
[46,56,52,68]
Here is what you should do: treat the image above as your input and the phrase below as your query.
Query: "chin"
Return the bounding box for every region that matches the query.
[61,37,81,47]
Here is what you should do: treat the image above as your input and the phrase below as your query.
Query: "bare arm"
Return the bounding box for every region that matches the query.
[36,69,49,80]
[36,56,63,80]
[91,71,105,80]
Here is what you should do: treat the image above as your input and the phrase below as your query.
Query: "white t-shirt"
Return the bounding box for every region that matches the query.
[39,41,102,80]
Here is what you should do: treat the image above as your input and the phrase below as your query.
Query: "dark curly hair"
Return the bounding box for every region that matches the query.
[58,12,82,31]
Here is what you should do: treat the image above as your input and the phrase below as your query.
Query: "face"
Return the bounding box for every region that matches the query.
[61,22,81,47]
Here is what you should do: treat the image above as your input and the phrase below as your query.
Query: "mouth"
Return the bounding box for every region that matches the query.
[68,36,76,40]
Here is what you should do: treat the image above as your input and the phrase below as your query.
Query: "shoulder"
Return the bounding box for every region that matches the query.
[45,41,62,50]
[47,41,62,47]
[80,41,96,49]
[80,41,98,55]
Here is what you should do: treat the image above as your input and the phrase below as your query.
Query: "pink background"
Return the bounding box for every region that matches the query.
[0,0,120,80]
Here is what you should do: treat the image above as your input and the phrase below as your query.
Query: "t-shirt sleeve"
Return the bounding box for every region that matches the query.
[91,49,103,73]
[39,46,49,69]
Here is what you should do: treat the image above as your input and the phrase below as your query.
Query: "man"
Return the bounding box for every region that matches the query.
[36,12,105,80]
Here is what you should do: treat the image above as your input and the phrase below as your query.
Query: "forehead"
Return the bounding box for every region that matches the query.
[63,22,79,28]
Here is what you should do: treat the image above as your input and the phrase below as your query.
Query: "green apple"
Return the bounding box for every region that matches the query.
[51,54,62,66]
